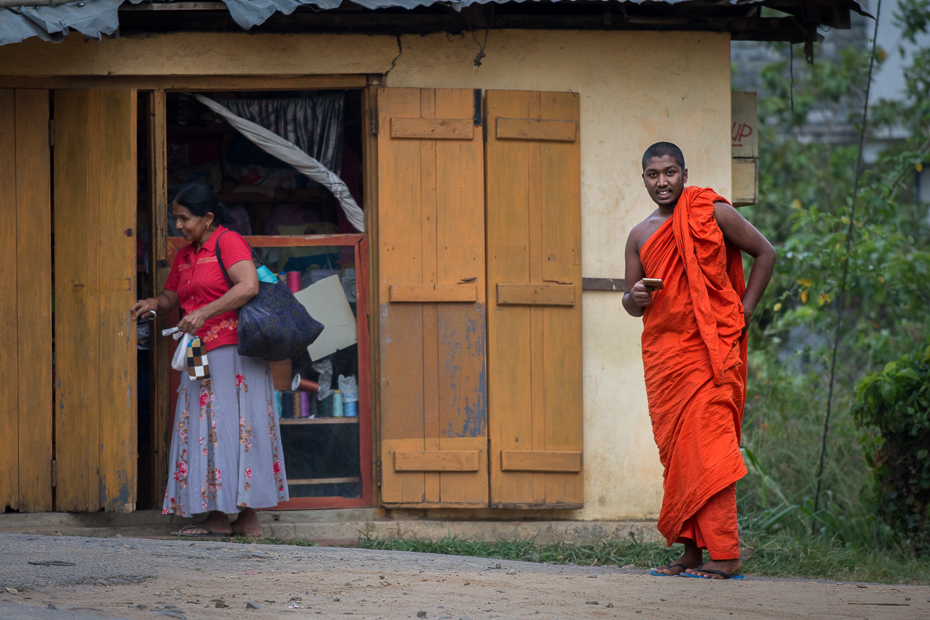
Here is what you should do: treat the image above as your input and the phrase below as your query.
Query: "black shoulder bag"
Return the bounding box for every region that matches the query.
[215,232,324,362]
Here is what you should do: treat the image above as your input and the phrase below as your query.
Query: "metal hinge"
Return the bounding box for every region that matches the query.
[370,109,378,135]
[376,461,382,487]
[51,460,57,488]
[48,119,55,147]
[473,89,482,127]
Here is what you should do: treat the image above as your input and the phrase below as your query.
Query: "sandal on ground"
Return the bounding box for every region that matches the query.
[681,565,745,580]
[174,523,231,538]
[695,568,744,580]
[649,562,690,577]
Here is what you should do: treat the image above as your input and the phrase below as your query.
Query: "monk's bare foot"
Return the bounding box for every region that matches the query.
[686,558,742,579]
[652,546,703,576]
[179,510,231,536]
[230,507,262,537]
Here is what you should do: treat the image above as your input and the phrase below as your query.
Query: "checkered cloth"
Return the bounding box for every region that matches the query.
[186,336,211,381]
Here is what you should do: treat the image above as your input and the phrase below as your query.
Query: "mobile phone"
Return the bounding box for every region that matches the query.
[642,278,664,290]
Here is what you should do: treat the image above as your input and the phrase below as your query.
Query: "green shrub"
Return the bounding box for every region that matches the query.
[851,343,930,551]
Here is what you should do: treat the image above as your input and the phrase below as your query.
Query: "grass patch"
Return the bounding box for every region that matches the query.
[355,535,679,568]
[745,535,930,584]
[234,533,930,585]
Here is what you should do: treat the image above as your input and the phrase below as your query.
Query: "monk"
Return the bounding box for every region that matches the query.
[622,142,775,580]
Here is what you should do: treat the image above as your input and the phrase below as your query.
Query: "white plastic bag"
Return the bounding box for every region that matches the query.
[171,332,192,372]
[338,374,359,403]
[312,359,334,401]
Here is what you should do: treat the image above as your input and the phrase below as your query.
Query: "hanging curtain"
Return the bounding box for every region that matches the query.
[194,94,364,232]
[218,93,344,174]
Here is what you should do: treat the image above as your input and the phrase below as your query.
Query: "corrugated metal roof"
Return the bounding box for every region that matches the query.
[0,0,862,47]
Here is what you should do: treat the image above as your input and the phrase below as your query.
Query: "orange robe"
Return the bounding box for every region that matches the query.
[639,186,748,560]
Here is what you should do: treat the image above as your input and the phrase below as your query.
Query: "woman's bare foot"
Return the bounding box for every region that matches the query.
[685,558,742,579]
[230,507,262,537]
[179,510,232,536]
[652,539,703,576]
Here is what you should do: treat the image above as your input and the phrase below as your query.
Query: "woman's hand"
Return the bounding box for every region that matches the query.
[178,309,208,335]
[131,298,159,322]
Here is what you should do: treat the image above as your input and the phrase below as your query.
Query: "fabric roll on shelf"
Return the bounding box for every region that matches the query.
[279,391,294,418]
[287,271,302,294]
[292,373,320,394]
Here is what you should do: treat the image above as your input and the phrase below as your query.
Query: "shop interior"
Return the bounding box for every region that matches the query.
[135,88,367,510]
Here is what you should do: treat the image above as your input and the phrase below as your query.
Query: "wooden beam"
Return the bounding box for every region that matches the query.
[390,118,474,140]
[496,118,576,142]
[389,284,478,303]
[394,451,480,472]
[581,277,625,292]
[0,75,368,91]
[500,450,582,473]
[245,234,364,248]
[496,283,575,306]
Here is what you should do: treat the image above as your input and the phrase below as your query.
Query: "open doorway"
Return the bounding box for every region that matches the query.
[135,87,370,510]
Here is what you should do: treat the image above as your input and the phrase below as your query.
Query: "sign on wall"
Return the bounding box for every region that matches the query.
[731,91,758,206]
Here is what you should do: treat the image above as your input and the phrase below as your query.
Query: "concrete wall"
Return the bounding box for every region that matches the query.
[0,29,732,522]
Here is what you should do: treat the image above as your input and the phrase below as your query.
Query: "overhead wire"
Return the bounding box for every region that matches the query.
[811,0,883,531]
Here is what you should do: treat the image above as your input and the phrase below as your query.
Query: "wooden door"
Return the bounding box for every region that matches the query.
[377,88,489,507]
[485,90,584,509]
[54,89,138,512]
[0,89,54,512]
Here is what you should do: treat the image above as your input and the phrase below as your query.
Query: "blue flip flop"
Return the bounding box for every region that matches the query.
[649,563,690,577]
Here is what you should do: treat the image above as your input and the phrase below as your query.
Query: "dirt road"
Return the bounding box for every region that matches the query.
[0,533,927,620]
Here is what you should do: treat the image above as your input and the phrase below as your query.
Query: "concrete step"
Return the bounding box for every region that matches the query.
[0,509,661,545]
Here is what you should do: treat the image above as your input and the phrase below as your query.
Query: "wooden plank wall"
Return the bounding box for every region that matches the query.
[54,89,137,512]
[149,90,170,508]
[485,90,584,509]
[0,89,53,513]
[0,89,18,510]
[377,88,489,507]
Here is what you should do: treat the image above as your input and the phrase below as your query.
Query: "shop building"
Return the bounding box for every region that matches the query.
[0,0,863,532]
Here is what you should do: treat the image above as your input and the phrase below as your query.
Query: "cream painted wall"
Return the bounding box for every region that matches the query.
[0,29,731,521]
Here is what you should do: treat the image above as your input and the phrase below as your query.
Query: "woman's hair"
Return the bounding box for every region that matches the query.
[173,183,231,226]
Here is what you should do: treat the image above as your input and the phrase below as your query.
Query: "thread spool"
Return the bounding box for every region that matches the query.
[291,391,301,419]
[287,271,302,294]
[279,391,294,418]
[332,390,344,418]
[300,392,311,418]
[274,391,282,418]
[291,373,320,394]
[318,393,333,418]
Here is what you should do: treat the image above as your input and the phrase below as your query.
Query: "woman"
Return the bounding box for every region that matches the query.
[131,184,288,536]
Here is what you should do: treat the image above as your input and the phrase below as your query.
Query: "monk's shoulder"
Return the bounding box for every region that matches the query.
[630,211,668,252]
[627,218,651,251]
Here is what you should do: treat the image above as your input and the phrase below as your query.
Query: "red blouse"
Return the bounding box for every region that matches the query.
[165,226,253,352]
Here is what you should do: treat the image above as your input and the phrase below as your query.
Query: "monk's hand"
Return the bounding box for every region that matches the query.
[178,309,208,336]
[742,309,753,338]
[632,280,656,307]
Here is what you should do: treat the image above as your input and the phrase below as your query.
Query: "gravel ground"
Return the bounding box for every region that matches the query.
[1,532,928,619]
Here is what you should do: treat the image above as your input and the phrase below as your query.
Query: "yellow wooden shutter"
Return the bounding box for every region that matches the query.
[54,90,138,512]
[0,89,54,512]
[377,88,489,507]
[485,90,584,509]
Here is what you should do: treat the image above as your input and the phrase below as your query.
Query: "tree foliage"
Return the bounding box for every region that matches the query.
[737,1,930,548]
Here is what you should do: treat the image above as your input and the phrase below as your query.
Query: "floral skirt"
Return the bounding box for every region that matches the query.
[162,345,289,516]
